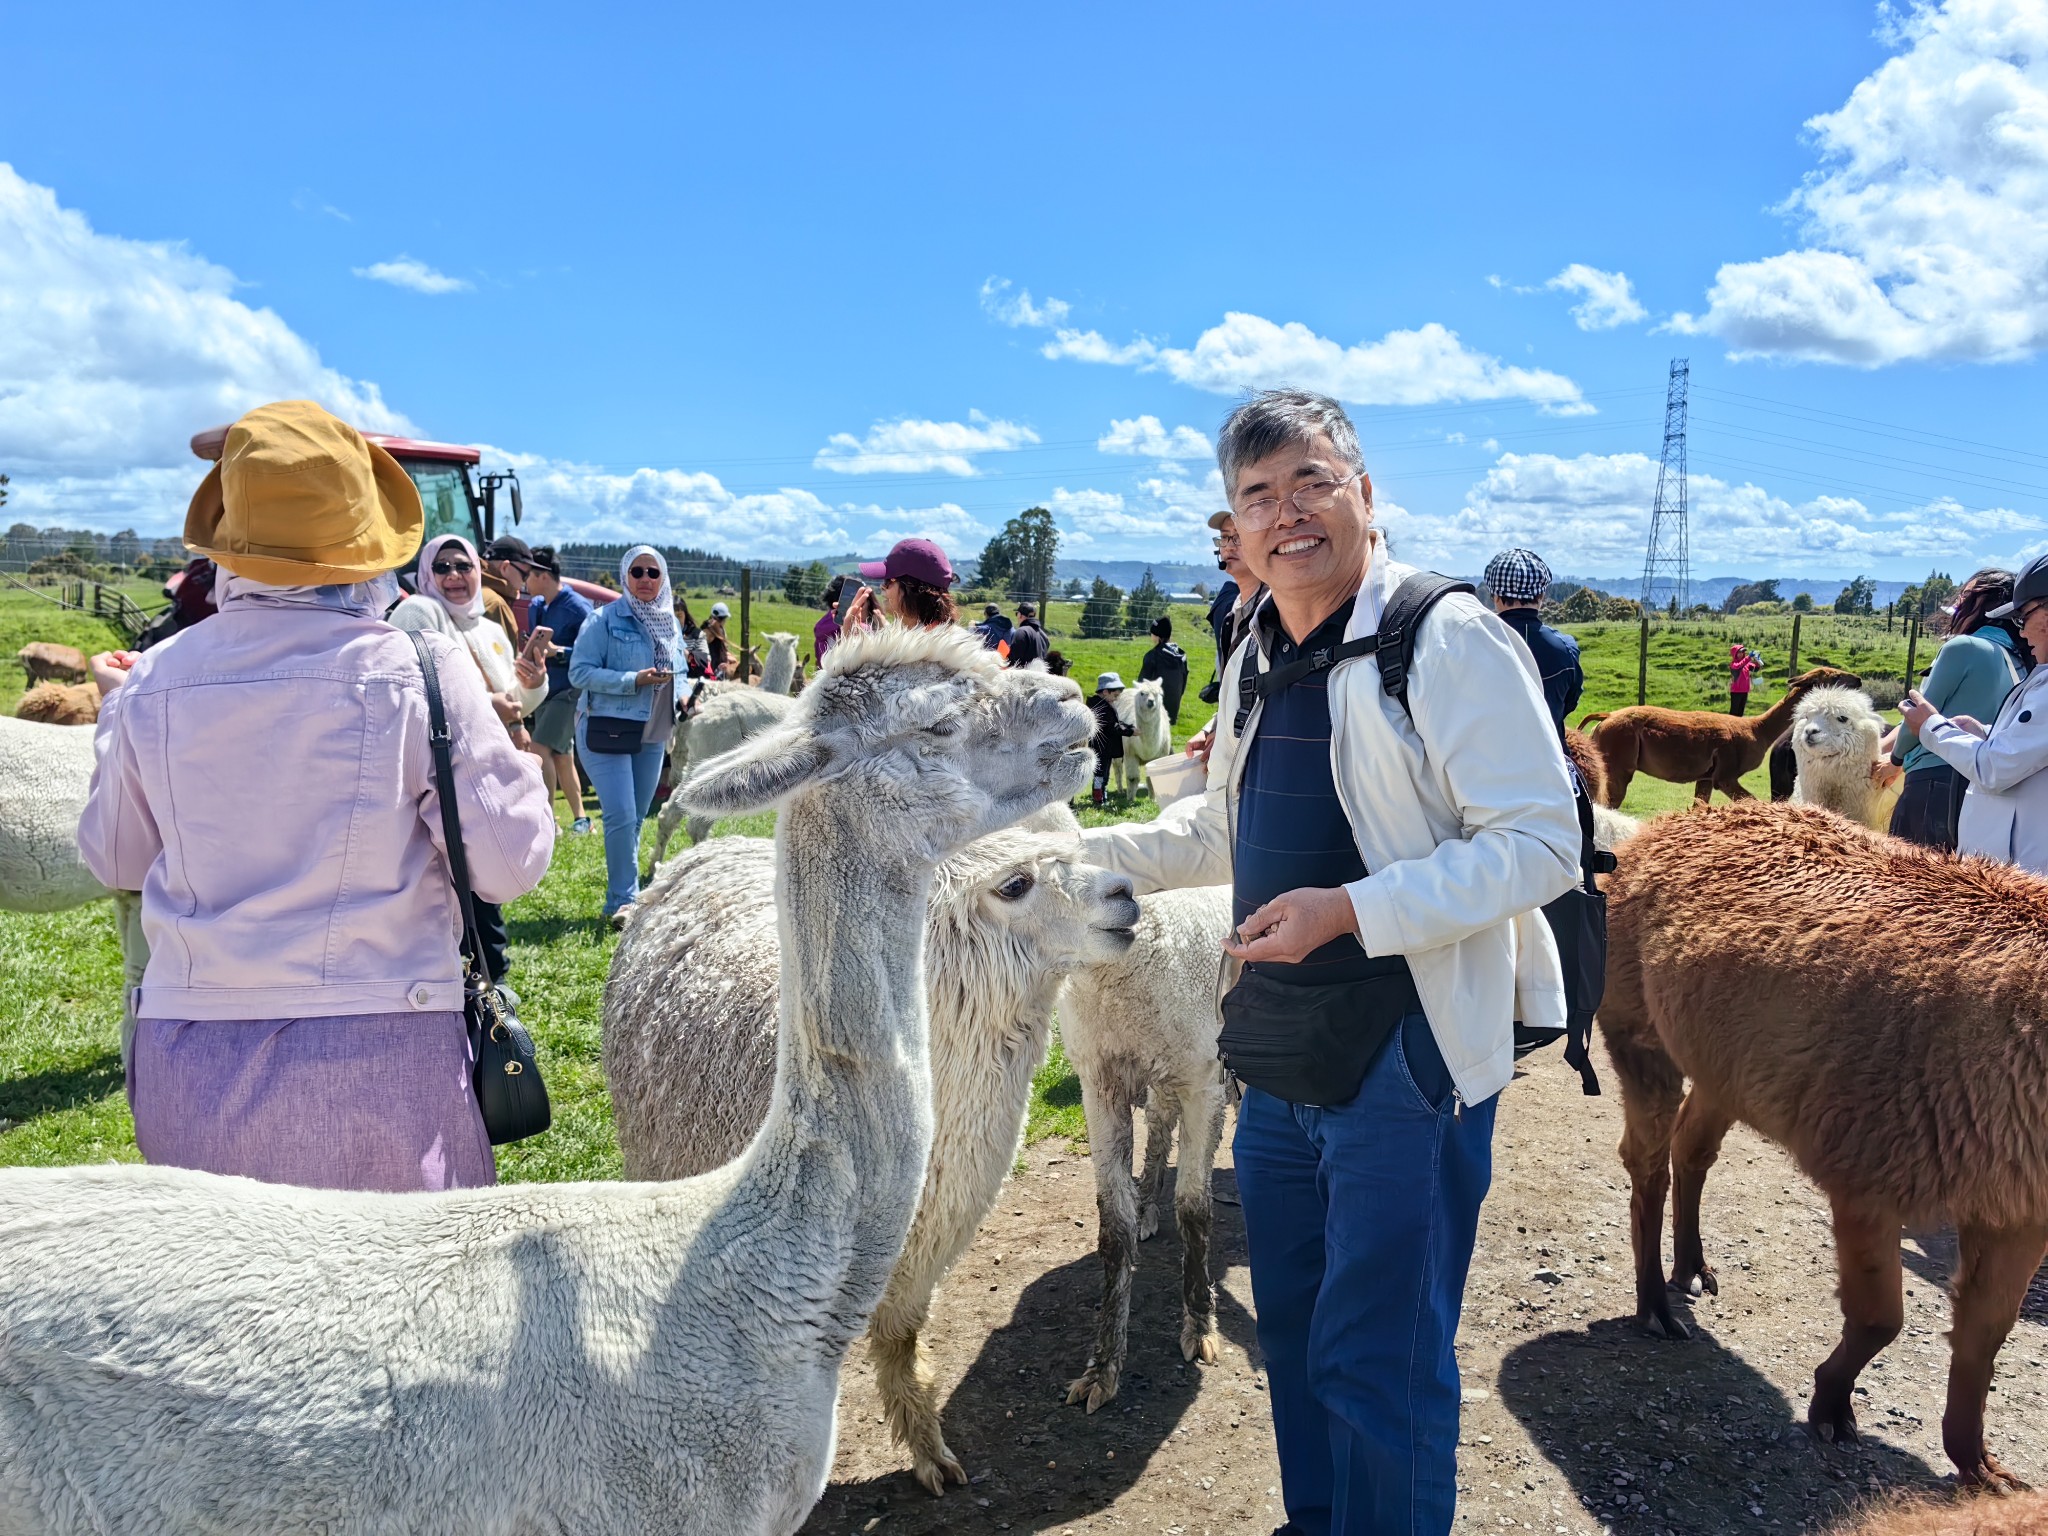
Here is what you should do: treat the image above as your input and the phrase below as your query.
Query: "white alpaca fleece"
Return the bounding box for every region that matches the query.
[1789,686,1888,826]
[605,805,1138,1492]
[652,686,800,864]
[0,621,1102,1536]
[0,714,106,912]
[1114,680,1171,793]
[757,631,799,696]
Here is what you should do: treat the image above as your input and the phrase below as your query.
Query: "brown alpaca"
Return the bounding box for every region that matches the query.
[1562,726,1606,804]
[15,642,90,684]
[1599,802,2048,1490]
[14,680,99,725]
[1827,1491,2048,1536]
[1579,666,1860,807]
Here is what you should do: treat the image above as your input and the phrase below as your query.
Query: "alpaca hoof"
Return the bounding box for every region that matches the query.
[913,1451,968,1497]
[1182,1319,1219,1364]
[1809,1392,1860,1447]
[1954,1449,2029,1494]
[1137,1205,1160,1242]
[1637,1306,1690,1341]
[1066,1363,1120,1413]
[1670,1265,1718,1299]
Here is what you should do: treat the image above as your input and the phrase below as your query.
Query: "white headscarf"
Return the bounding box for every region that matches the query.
[620,545,678,670]
[416,534,485,630]
[216,570,400,618]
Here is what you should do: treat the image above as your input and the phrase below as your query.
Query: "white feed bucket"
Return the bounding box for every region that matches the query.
[1144,753,1207,806]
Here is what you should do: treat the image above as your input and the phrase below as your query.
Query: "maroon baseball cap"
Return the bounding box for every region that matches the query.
[859,536,956,589]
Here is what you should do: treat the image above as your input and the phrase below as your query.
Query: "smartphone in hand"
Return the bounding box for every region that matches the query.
[521,625,554,663]
[836,578,868,628]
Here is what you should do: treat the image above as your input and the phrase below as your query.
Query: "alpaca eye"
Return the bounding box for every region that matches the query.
[995,873,1035,901]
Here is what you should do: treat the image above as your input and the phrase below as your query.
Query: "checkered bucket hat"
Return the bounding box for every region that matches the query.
[1484,548,1553,604]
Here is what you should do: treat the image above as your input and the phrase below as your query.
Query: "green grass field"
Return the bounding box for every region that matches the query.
[0,604,1918,1176]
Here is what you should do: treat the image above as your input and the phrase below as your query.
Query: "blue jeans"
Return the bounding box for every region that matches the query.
[575,720,666,915]
[1234,1012,1497,1536]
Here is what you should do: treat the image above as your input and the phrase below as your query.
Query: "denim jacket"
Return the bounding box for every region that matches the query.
[570,601,661,723]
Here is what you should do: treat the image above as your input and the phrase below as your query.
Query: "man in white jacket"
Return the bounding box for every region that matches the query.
[1082,391,1580,1536]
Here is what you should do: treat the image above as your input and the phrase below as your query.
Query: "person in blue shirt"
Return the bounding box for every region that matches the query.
[1483,548,1582,733]
[521,546,596,835]
[1890,568,2024,850]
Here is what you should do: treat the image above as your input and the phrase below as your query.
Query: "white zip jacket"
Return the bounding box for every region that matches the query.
[1922,659,2048,875]
[1081,533,1582,1106]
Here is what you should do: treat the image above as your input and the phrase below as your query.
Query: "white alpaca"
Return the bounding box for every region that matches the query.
[1113,679,1170,794]
[650,685,800,866]
[755,631,798,695]
[1058,882,1235,1411]
[0,625,1099,1536]
[604,806,1137,1493]
[0,716,148,1047]
[1789,685,1894,829]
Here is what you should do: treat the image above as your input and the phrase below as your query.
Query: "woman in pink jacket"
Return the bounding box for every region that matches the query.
[77,402,555,1192]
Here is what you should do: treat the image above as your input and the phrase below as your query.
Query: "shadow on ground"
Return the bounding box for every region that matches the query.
[1903,1231,2048,1327]
[0,1048,122,1126]
[803,1167,1256,1535]
[1500,1312,1948,1534]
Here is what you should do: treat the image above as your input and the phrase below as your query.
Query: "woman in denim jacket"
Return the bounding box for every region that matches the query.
[570,546,679,923]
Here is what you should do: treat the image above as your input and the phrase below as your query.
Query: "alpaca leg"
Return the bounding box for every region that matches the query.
[1173,1075,1226,1367]
[1135,1089,1179,1242]
[686,811,715,845]
[1669,1089,1735,1299]
[1602,1028,1688,1338]
[1939,1221,2048,1490]
[1692,778,1714,804]
[1809,1202,1903,1447]
[867,1286,966,1495]
[1605,764,1634,809]
[650,795,685,871]
[1068,1070,1139,1414]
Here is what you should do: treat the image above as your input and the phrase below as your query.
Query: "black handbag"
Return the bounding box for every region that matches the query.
[582,713,646,754]
[408,632,553,1145]
[1219,963,1421,1107]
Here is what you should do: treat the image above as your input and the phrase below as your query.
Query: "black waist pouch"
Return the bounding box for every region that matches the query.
[583,714,646,754]
[1219,964,1422,1108]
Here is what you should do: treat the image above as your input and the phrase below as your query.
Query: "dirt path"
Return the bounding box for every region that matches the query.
[802,1039,2048,1536]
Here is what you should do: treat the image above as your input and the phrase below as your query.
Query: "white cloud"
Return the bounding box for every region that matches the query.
[813,410,1039,476]
[1674,0,2048,364]
[1546,264,1649,329]
[1040,309,1590,414]
[979,276,1070,328]
[0,161,411,521]
[352,256,472,295]
[1097,416,1212,461]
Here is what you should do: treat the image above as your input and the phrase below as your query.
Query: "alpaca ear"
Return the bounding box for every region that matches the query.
[682,727,832,816]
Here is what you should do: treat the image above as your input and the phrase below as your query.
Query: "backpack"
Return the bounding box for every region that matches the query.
[1233,572,1611,1095]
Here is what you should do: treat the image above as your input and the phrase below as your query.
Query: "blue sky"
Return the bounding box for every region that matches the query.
[3,0,2046,579]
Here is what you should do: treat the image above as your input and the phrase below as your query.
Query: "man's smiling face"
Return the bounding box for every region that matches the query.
[1232,432,1374,627]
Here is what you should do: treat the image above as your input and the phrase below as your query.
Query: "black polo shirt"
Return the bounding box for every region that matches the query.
[1234,599,1411,987]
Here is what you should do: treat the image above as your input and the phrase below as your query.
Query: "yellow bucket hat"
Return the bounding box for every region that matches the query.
[185,400,423,585]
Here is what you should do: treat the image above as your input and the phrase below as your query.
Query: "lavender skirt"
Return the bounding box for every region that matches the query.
[128,1011,496,1192]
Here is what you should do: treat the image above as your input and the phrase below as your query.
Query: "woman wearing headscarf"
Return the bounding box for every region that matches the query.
[570,545,680,923]
[389,533,550,994]
[76,401,554,1193]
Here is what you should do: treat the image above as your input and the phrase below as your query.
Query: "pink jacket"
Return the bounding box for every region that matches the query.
[78,592,555,1021]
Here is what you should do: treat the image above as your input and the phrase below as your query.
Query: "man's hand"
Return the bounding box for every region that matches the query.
[1222,886,1359,966]
[88,650,140,698]
[1186,720,1215,764]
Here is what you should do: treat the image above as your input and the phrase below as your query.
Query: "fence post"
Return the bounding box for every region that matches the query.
[1886,601,1893,633]
[1788,612,1802,680]
[1903,615,1919,694]
[1636,613,1649,706]
[738,567,753,682]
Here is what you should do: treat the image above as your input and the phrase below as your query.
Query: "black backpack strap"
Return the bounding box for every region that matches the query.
[1374,573,1476,716]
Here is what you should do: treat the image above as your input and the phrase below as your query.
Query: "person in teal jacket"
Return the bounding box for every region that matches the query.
[1889,568,2024,850]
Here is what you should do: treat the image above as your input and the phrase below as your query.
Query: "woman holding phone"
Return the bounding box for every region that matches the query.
[570,545,681,924]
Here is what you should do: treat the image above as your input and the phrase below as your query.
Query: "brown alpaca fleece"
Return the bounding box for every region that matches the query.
[1562,726,1607,805]
[1599,800,2048,1491]
[1580,666,1861,807]
[15,641,90,684]
[13,680,98,724]
[1828,1491,2048,1536]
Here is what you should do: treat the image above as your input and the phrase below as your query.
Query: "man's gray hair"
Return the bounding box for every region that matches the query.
[1216,389,1367,500]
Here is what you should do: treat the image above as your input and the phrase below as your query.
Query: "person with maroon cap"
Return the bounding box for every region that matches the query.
[849,536,960,629]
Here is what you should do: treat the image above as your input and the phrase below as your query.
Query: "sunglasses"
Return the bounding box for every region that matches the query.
[431,560,475,576]
[628,565,663,580]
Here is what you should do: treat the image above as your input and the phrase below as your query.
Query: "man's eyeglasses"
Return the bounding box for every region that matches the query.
[1234,470,1365,531]
[628,565,663,580]
[431,559,475,576]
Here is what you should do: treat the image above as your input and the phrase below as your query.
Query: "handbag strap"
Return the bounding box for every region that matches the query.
[407,630,486,985]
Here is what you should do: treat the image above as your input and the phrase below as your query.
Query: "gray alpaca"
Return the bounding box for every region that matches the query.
[604,807,1138,1493]
[0,624,1098,1536]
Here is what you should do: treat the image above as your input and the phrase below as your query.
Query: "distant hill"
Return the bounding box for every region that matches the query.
[1553,574,1919,609]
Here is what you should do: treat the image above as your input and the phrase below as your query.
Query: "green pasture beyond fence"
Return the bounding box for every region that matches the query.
[1568,612,1926,716]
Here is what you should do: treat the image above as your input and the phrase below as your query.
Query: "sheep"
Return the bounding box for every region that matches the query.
[15,641,89,684]
[1579,666,1862,806]
[0,715,148,1060]
[1114,678,1171,795]
[648,684,798,867]
[13,679,99,724]
[604,809,1140,1495]
[1789,684,1901,831]
[1598,801,2048,1490]
[1058,882,1236,1412]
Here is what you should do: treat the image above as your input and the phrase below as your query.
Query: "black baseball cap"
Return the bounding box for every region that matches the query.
[484,535,533,564]
[1987,552,2048,618]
